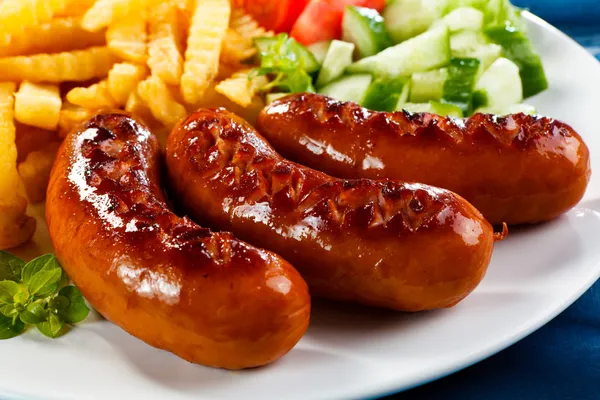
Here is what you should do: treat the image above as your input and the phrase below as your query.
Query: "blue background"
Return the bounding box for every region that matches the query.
[387,1,600,399]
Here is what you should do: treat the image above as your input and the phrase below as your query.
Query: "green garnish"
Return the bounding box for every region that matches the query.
[0,251,90,339]
[252,33,317,94]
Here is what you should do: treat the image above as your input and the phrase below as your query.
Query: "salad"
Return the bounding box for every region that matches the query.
[249,0,548,117]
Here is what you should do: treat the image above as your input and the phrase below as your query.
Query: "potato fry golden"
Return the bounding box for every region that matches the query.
[138,75,187,129]
[181,0,231,105]
[14,82,62,131]
[108,62,148,105]
[0,82,36,249]
[82,0,150,32]
[18,142,61,204]
[148,3,184,85]
[0,47,118,83]
[215,69,268,108]
[0,0,66,35]
[57,103,93,138]
[66,80,118,110]
[107,16,148,64]
[0,17,106,58]
[229,7,273,39]
[55,0,96,17]
[125,89,156,126]
[221,28,256,65]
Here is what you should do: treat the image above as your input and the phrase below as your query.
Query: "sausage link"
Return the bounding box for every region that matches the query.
[166,108,495,312]
[257,93,591,225]
[46,113,310,370]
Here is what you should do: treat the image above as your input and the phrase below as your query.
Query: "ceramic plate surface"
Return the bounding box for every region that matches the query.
[2,12,600,400]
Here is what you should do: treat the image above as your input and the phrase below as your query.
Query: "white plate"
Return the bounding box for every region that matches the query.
[3,12,600,400]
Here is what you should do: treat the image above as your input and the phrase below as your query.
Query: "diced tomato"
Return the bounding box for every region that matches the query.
[290,0,386,45]
[237,0,309,33]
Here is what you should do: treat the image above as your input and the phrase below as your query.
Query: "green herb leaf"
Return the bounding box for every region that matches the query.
[0,303,16,317]
[36,313,64,338]
[0,313,25,339]
[21,254,63,297]
[20,301,47,325]
[0,281,19,305]
[0,251,25,282]
[58,286,90,324]
[13,284,30,305]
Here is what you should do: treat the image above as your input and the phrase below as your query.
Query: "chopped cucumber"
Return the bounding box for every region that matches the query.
[319,74,373,104]
[410,68,448,102]
[485,23,548,98]
[316,40,355,88]
[254,36,320,74]
[383,0,448,43]
[342,6,392,59]
[307,41,331,65]
[347,26,451,78]
[266,93,289,105]
[475,103,537,115]
[450,31,501,71]
[362,76,411,112]
[444,0,487,13]
[473,57,523,108]
[441,57,481,115]
[486,0,525,31]
[398,101,464,117]
[431,7,484,33]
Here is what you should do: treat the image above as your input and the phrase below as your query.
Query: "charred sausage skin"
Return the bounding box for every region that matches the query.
[46,113,310,370]
[166,108,495,312]
[257,93,591,225]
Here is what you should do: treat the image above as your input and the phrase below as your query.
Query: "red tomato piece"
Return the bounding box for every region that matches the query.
[238,0,309,33]
[290,0,387,45]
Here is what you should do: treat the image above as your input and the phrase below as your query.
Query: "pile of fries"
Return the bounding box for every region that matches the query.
[0,0,273,249]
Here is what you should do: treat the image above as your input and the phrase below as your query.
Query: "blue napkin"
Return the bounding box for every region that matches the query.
[386,3,600,399]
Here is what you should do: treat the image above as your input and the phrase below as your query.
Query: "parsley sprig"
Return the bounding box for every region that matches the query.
[0,251,90,339]
[252,33,316,94]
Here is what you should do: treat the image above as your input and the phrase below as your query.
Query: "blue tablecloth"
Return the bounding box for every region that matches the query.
[388,2,600,399]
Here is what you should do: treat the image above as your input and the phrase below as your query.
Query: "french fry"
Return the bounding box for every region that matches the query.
[138,75,187,129]
[55,0,97,17]
[0,47,118,83]
[148,3,184,85]
[181,0,231,105]
[14,82,62,131]
[18,142,61,204]
[0,17,106,58]
[125,89,156,126]
[107,16,148,64]
[58,103,93,138]
[0,82,36,249]
[215,69,267,108]
[0,0,68,35]
[229,7,273,39]
[221,28,257,65]
[82,0,150,32]
[108,62,148,105]
[66,80,118,110]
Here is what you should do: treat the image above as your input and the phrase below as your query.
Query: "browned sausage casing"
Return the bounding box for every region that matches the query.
[166,108,495,312]
[46,113,310,370]
[257,93,591,225]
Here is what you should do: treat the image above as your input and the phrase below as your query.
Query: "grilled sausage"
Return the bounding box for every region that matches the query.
[46,113,310,370]
[166,108,496,312]
[257,93,591,225]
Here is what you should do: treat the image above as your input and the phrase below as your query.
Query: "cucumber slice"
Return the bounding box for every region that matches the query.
[450,31,501,71]
[383,0,447,43]
[444,0,487,13]
[316,40,355,88]
[441,57,481,115]
[398,101,464,117]
[485,24,548,98]
[410,68,448,102]
[475,103,537,115]
[307,41,331,65]
[266,93,290,105]
[473,57,523,109]
[254,35,320,74]
[347,26,451,78]
[431,7,484,33]
[319,74,373,104]
[362,76,411,112]
[342,6,392,59]
[486,0,525,31]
